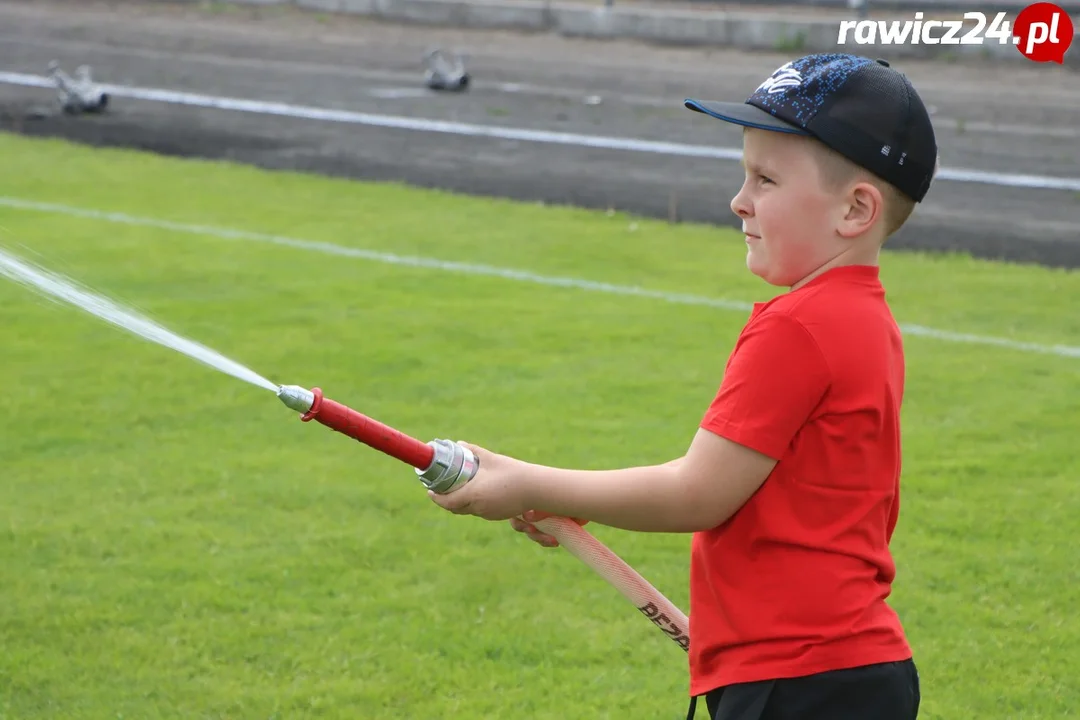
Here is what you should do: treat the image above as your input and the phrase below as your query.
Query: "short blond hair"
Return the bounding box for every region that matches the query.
[808,139,938,237]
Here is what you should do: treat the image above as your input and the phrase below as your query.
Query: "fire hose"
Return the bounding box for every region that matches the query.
[276,384,690,653]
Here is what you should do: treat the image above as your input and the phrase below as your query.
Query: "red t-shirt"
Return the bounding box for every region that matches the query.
[689,264,912,696]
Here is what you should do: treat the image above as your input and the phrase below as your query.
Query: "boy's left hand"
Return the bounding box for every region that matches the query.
[427,442,532,521]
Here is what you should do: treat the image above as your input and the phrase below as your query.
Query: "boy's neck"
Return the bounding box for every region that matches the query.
[790,243,881,291]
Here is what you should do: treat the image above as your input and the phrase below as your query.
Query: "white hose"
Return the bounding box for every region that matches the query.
[531,516,690,652]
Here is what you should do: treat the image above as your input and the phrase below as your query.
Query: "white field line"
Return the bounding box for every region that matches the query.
[2,71,1080,192]
[2,196,1078,360]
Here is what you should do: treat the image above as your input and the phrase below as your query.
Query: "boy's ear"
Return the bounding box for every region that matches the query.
[836,180,883,239]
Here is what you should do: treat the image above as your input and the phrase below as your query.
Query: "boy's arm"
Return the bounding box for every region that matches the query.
[433,311,827,531]
[520,312,828,532]
[518,429,777,533]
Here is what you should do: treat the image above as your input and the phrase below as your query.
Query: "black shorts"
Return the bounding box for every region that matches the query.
[687,659,921,720]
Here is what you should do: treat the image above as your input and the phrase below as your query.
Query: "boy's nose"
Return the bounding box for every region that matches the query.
[730,187,753,220]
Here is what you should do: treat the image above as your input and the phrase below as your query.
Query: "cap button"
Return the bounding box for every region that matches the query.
[875,58,891,67]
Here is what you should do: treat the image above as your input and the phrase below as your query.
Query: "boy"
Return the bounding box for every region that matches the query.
[428,53,937,720]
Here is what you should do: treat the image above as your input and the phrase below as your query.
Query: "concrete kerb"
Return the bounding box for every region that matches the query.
[280,0,1074,66]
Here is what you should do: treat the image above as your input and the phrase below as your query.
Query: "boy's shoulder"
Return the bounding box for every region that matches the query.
[742,266,900,364]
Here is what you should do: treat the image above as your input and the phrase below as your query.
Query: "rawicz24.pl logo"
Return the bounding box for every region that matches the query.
[837,2,1075,63]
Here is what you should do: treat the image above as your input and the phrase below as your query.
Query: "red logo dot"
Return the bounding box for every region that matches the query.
[1013,2,1074,64]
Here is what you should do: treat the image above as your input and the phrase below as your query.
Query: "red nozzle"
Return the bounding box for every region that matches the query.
[300,387,436,470]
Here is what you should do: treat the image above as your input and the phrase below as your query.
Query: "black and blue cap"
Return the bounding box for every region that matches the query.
[685,53,938,203]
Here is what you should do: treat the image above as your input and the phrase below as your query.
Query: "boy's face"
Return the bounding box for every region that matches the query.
[730,128,849,288]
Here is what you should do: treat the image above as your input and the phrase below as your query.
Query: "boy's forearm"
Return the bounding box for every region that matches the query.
[518,457,711,533]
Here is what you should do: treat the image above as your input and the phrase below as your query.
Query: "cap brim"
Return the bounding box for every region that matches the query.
[684,99,809,135]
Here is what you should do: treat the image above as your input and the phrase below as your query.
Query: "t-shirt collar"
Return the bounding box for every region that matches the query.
[750,265,881,317]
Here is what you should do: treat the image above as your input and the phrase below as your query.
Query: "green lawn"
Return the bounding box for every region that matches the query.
[1,132,1077,719]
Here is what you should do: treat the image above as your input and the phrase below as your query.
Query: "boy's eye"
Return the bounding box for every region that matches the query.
[759,174,774,185]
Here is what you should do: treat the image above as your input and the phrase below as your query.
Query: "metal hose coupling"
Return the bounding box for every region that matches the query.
[416,438,479,494]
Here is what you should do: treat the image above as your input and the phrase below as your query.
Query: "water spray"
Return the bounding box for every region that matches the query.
[1,245,690,653]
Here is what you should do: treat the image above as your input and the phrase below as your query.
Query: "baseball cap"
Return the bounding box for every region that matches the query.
[685,53,937,203]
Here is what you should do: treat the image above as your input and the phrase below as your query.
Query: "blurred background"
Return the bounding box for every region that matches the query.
[2,0,1079,267]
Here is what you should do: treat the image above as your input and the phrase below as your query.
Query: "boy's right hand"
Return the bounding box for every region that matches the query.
[509,510,588,548]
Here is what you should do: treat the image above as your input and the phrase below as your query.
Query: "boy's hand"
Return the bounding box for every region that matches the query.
[427,442,532,521]
[426,442,589,541]
[509,510,589,548]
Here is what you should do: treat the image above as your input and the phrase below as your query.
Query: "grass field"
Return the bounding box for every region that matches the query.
[1,131,1078,719]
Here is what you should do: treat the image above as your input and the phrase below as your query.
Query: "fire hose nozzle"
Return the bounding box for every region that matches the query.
[277,384,316,413]
[276,384,476,494]
[417,438,478,494]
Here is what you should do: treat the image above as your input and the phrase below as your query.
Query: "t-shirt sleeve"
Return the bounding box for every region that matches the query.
[700,311,830,461]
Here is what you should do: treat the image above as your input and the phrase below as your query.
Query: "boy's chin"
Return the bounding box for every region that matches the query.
[745,251,773,283]
[746,253,795,288]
